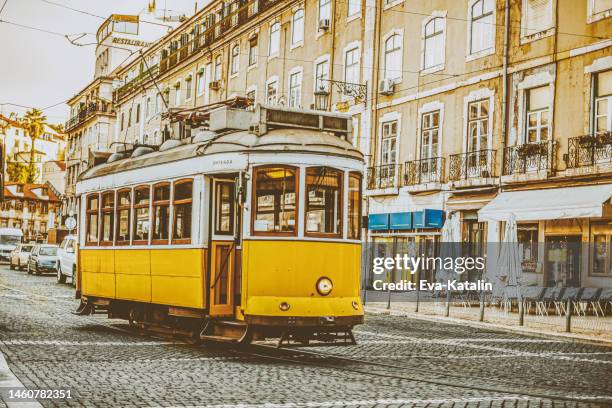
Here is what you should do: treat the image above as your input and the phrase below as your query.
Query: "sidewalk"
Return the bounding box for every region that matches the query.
[364,301,612,345]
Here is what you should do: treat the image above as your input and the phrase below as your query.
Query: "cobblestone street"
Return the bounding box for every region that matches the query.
[0,264,610,408]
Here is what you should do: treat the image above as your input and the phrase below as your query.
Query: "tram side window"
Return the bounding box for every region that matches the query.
[152,183,171,243]
[100,192,114,245]
[86,194,99,244]
[173,180,193,243]
[305,167,342,237]
[348,172,362,240]
[133,186,150,244]
[116,189,131,244]
[252,166,298,235]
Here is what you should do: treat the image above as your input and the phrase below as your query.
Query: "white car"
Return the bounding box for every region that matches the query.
[57,235,77,285]
[0,228,23,261]
[9,244,34,270]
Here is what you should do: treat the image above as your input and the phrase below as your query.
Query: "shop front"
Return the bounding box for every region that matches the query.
[478,184,612,288]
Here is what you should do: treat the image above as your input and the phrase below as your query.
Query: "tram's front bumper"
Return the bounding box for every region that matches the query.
[243,296,364,327]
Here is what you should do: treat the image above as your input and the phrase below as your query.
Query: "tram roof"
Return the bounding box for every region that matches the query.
[80,127,363,181]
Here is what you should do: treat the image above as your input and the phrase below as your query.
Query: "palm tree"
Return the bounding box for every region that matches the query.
[20,108,47,183]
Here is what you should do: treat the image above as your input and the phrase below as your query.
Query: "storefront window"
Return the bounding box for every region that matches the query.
[592,234,609,275]
[252,166,298,235]
[133,186,150,244]
[348,172,362,240]
[173,180,192,243]
[517,223,539,273]
[305,167,342,237]
[152,183,170,243]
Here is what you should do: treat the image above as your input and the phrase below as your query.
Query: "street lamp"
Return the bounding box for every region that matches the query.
[314,85,330,111]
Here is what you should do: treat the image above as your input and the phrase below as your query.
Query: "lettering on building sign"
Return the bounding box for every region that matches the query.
[112,38,152,47]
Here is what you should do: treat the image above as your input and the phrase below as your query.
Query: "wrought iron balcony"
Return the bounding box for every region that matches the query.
[402,157,445,186]
[113,64,159,102]
[64,102,111,132]
[566,132,612,168]
[367,165,398,190]
[449,149,497,181]
[503,140,556,175]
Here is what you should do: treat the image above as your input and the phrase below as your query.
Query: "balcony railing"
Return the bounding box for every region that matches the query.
[449,149,497,181]
[64,102,111,132]
[367,165,398,190]
[113,64,159,102]
[503,140,556,175]
[567,132,612,168]
[402,157,445,186]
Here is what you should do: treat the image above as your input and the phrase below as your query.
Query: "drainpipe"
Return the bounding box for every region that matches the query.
[501,0,510,167]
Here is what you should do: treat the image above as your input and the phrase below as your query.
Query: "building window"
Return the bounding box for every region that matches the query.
[518,223,539,273]
[269,22,280,57]
[135,103,140,123]
[344,46,360,84]
[214,55,223,81]
[288,70,302,108]
[421,111,440,159]
[152,183,170,243]
[305,167,343,237]
[128,108,132,127]
[185,76,192,100]
[156,93,161,113]
[231,44,240,75]
[174,83,181,106]
[470,0,494,54]
[246,88,256,102]
[522,0,553,37]
[267,80,278,105]
[100,192,114,245]
[589,0,612,20]
[319,0,331,27]
[215,181,234,235]
[347,172,362,240]
[525,86,550,143]
[348,0,361,17]
[197,70,205,94]
[292,9,304,46]
[252,166,298,235]
[146,97,151,118]
[86,194,99,244]
[315,59,330,91]
[595,70,612,133]
[133,186,150,244]
[173,180,192,243]
[381,120,398,166]
[383,33,402,82]
[423,17,445,70]
[467,100,489,151]
[116,189,131,244]
[248,41,258,66]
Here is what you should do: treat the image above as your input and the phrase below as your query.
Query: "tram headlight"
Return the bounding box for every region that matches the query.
[316,277,333,296]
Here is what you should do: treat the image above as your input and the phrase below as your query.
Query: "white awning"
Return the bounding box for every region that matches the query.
[478,184,612,222]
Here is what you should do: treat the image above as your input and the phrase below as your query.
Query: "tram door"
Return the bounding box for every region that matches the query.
[209,179,237,317]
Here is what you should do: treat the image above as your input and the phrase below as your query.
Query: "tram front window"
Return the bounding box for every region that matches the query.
[153,183,170,243]
[100,192,114,244]
[305,167,342,236]
[86,195,99,244]
[116,190,131,243]
[253,166,297,234]
[133,186,150,243]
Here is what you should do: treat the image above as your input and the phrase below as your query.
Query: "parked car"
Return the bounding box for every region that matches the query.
[27,244,59,275]
[0,228,23,261]
[56,235,77,285]
[9,244,33,270]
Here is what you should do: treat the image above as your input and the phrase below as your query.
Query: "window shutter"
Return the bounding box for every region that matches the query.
[525,0,552,34]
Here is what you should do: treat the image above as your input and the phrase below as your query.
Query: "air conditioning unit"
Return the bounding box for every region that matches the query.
[318,19,330,30]
[379,79,395,95]
[209,80,221,91]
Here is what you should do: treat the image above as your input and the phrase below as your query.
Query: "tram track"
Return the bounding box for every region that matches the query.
[1,279,611,406]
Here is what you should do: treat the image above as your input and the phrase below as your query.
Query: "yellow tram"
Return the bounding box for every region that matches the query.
[74,104,364,346]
